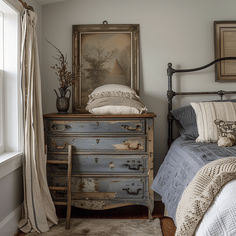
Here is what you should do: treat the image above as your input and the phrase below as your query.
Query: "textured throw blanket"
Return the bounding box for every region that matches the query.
[175,157,236,236]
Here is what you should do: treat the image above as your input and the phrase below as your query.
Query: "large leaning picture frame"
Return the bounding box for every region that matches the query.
[72,24,140,113]
[214,21,236,82]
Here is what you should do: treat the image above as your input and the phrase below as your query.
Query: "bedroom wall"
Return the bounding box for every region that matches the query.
[41,0,236,170]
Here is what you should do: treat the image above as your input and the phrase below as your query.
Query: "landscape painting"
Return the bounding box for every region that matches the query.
[72,24,140,112]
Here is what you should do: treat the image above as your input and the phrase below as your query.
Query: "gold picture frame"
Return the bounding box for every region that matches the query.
[72,24,140,113]
[214,21,236,82]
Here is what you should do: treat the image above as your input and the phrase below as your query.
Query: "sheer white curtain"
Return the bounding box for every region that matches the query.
[18,9,58,233]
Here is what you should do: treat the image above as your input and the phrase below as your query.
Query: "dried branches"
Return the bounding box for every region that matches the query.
[47,40,74,90]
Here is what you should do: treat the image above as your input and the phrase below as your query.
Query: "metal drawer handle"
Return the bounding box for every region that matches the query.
[124,142,142,150]
[121,124,141,131]
[109,162,115,169]
[51,124,71,131]
[51,139,69,150]
[122,188,142,195]
[124,163,143,170]
[55,143,68,150]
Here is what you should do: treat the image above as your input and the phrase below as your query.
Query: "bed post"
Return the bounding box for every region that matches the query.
[167,63,175,147]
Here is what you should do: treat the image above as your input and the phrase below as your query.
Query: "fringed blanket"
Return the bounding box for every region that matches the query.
[175,157,236,236]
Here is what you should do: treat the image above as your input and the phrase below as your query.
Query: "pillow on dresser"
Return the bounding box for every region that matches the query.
[214,119,236,147]
[86,84,147,115]
[88,84,138,100]
[191,102,236,142]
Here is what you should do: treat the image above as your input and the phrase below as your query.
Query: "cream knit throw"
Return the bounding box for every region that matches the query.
[175,157,236,236]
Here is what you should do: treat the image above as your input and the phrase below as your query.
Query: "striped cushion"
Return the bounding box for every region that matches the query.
[191,102,236,142]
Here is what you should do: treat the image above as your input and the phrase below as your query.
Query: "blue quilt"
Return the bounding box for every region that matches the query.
[152,137,236,221]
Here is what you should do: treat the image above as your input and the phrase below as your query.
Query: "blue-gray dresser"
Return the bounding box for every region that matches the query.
[44,113,156,218]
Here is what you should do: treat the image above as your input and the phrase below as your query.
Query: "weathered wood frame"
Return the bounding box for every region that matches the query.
[72,24,140,113]
[167,57,236,146]
[215,21,236,81]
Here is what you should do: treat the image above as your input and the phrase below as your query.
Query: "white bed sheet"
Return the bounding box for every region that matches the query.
[196,179,236,236]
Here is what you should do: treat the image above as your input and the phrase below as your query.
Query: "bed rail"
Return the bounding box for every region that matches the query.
[167,57,236,146]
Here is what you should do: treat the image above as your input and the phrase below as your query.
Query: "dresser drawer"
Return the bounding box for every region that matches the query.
[48,176,147,200]
[47,154,147,174]
[46,119,145,134]
[47,136,146,153]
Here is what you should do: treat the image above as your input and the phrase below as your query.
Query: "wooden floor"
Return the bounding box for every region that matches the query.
[16,202,176,236]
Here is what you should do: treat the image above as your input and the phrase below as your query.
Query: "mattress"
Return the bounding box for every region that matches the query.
[151,136,236,221]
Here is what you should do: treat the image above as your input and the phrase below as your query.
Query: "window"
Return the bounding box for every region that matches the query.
[0,11,3,154]
[0,1,21,155]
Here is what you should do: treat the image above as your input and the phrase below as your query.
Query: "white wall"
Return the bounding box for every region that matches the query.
[41,0,236,167]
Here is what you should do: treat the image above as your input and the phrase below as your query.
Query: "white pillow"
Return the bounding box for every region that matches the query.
[89,84,138,100]
[90,106,141,115]
[86,84,147,115]
[191,102,236,142]
[91,84,137,94]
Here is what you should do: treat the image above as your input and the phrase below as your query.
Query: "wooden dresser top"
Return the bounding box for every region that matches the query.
[43,112,156,118]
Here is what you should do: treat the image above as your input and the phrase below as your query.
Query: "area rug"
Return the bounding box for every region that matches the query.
[26,218,163,236]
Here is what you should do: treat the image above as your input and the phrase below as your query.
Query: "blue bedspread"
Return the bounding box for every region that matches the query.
[152,137,236,221]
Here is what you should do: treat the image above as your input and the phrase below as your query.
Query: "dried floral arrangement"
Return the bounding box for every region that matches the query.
[47,40,74,90]
[48,40,76,113]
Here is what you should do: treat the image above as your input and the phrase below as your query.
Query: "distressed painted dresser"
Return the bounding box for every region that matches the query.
[44,113,156,218]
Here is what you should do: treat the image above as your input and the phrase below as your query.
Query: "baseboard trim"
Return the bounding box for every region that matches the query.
[0,204,22,236]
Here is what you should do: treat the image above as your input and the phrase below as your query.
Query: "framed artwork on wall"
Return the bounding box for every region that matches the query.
[214,21,236,82]
[72,23,140,113]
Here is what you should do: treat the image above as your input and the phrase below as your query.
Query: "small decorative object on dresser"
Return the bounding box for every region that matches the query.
[48,40,74,113]
[44,112,156,219]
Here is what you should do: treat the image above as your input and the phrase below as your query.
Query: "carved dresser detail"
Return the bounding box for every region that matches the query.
[44,113,156,218]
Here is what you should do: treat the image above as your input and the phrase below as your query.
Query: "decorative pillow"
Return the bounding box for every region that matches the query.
[86,85,147,115]
[171,105,198,139]
[89,84,138,101]
[214,119,236,147]
[191,102,236,142]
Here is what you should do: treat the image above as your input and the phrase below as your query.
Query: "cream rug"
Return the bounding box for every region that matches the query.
[27,218,163,236]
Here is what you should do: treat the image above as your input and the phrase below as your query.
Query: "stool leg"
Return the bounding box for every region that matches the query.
[66,145,72,229]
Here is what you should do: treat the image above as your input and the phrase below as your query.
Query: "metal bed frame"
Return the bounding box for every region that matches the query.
[167,57,236,146]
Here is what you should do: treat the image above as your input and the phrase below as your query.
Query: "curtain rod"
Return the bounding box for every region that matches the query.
[18,0,34,11]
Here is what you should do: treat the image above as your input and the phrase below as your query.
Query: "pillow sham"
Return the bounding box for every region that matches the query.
[214,119,236,147]
[88,84,138,101]
[86,96,147,115]
[171,105,198,139]
[191,102,236,142]
[86,84,147,115]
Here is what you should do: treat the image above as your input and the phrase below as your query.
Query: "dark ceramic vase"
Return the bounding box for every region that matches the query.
[54,87,71,113]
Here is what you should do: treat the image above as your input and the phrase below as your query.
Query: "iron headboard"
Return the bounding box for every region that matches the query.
[167,57,236,146]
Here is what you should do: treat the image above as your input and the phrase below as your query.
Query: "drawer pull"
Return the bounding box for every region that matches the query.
[51,124,71,131]
[124,163,143,170]
[109,162,115,169]
[122,188,142,195]
[124,142,142,150]
[55,143,68,150]
[121,124,141,131]
[51,139,69,150]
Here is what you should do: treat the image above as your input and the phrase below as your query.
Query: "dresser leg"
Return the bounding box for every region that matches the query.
[148,206,154,220]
